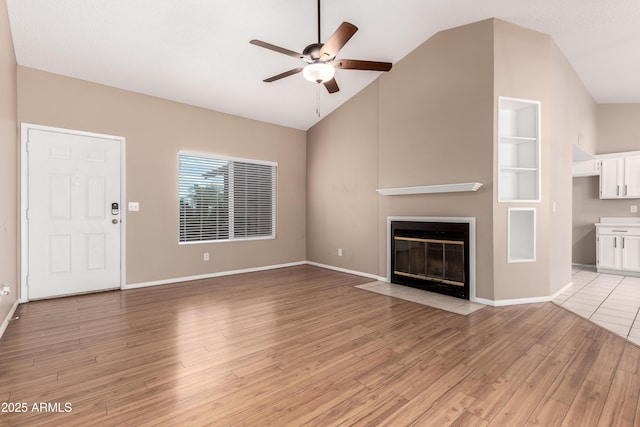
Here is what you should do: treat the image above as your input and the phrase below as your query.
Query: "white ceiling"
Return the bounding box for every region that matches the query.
[6,0,640,130]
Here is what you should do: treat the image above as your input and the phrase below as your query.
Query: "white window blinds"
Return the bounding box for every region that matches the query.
[179,152,276,243]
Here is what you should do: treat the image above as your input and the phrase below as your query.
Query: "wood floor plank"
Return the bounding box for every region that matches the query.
[584,332,626,386]
[1,265,639,426]
[411,390,476,426]
[618,342,640,374]
[486,346,574,426]
[467,343,548,422]
[307,388,409,426]
[560,379,608,426]
[596,368,640,426]
[525,397,570,427]
[546,328,608,406]
[377,362,475,426]
[450,409,490,427]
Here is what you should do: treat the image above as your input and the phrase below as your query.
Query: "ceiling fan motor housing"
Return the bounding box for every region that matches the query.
[303,43,326,60]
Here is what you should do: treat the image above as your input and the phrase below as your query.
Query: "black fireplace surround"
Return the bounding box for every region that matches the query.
[391,221,470,300]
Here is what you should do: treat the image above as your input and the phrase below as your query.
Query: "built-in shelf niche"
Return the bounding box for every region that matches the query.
[498,97,541,202]
[508,208,536,263]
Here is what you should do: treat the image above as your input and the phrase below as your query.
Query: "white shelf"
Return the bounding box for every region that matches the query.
[498,96,540,202]
[376,182,483,196]
[499,136,537,143]
[500,167,537,173]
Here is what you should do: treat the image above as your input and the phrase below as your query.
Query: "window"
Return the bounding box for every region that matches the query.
[178,152,276,243]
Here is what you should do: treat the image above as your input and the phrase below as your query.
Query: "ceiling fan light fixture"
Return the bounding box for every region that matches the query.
[303,62,335,83]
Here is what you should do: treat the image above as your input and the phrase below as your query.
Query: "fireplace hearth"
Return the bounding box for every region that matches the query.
[391,220,470,300]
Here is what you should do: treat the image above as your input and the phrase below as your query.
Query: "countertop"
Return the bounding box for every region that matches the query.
[596,217,640,226]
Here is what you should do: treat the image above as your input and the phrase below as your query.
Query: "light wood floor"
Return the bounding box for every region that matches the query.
[2,265,640,426]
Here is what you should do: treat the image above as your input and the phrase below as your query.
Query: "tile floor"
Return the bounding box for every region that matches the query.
[356,281,486,315]
[554,266,640,345]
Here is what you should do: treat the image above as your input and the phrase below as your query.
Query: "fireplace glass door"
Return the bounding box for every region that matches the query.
[394,237,465,287]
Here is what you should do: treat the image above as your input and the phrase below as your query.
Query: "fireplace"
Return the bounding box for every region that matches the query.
[390,219,472,300]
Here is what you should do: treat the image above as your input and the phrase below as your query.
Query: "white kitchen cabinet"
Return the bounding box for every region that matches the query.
[622,236,640,272]
[625,156,640,198]
[599,155,640,199]
[596,218,640,276]
[599,157,622,198]
[498,97,540,202]
[597,234,619,270]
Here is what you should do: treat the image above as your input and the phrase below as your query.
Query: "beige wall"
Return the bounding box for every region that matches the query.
[0,0,18,325]
[17,67,307,285]
[597,104,640,154]
[548,42,597,290]
[492,21,596,298]
[572,104,640,265]
[306,83,379,274]
[378,19,495,298]
[492,20,553,300]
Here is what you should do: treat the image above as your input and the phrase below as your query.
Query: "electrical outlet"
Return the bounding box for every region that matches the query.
[203,252,210,261]
[338,248,343,257]
[632,205,638,213]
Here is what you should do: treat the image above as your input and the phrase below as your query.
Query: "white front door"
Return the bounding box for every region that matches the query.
[27,128,122,299]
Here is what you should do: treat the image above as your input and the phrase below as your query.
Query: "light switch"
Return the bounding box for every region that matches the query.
[128,202,140,211]
[632,205,638,213]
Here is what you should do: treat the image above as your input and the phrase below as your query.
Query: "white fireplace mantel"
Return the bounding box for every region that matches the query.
[376,182,482,196]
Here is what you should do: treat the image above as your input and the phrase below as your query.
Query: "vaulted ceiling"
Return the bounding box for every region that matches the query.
[6,0,640,130]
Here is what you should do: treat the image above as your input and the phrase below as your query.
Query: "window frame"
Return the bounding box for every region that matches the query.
[178,150,277,245]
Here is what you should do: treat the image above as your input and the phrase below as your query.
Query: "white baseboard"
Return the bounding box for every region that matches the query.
[572,263,596,268]
[305,261,384,282]
[0,299,20,340]
[596,268,640,278]
[474,296,551,307]
[122,261,307,290]
[473,282,572,307]
[471,297,496,306]
[551,282,573,300]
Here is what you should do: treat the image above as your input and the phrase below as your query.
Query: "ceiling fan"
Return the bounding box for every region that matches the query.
[249,0,392,94]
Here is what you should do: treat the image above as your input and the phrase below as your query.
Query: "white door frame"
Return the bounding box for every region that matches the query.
[20,123,127,303]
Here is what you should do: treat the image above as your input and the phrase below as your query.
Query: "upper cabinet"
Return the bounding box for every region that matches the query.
[599,154,640,199]
[497,97,541,202]
[572,159,600,177]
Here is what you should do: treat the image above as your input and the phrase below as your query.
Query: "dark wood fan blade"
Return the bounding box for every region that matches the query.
[319,22,358,59]
[323,78,339,93]
[263,67,304,83]
[335,59,392,72]
[250,39,306,60]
